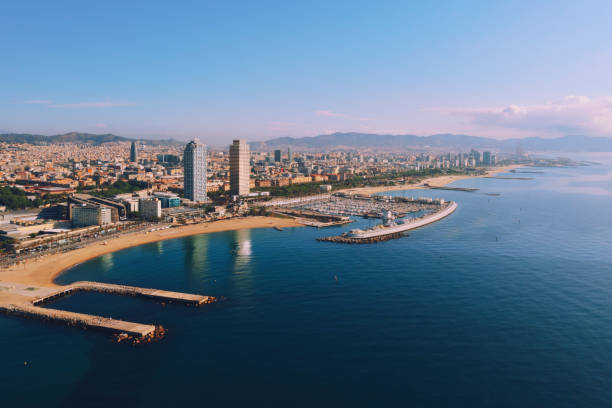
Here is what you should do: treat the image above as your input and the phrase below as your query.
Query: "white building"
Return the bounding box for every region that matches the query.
[139,198,162,220]
[229,139,250,196]
[71,205,112,227]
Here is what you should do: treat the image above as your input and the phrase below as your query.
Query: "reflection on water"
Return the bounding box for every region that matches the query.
[154,240,164,255]
[99,253,114,272]
[231,229,252,271]
[230,229,253,294]
[183,234,210,280]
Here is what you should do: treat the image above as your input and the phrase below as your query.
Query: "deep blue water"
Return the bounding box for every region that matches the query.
[2,155,612,407]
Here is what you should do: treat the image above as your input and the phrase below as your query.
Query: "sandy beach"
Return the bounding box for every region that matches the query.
[0,166,520,290]
[0,216,301,289]
[339,165,522,196]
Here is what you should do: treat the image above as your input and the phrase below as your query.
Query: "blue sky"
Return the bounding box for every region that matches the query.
[2,0,612,144]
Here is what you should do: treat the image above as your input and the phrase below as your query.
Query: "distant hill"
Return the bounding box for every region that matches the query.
[250,132,612,152]
[0,132,182,146]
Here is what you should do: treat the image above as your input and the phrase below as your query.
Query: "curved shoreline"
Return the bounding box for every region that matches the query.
[339,165,522,196]
[0,167,514,291]
[0,216,301,289]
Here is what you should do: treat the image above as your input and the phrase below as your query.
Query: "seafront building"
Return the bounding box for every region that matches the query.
[183,141,207,202]
[229,139,250,196]
[71,204,112,227]
[139,198,162,220]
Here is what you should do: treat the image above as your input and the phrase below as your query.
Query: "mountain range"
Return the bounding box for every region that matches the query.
[2,131,612,152]
[250,133,612,152]
[0,132,181,146]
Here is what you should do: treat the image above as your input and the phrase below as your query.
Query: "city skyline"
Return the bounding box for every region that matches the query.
[2,1,612,142]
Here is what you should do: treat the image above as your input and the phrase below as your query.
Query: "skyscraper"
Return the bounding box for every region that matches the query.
[287,147,292,162]
[230,139,250,196]
[274,149,281,162]
[130,141,138,162]
[483,151,492,166]
[183,141,207,202]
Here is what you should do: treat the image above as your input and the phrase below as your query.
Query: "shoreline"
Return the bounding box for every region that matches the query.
[338,164,522,196]
[0,216,301,289]
[0,165,520,291]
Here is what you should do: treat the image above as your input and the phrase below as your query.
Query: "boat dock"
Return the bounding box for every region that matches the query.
[270,208,352,227]
[292,194,444,219]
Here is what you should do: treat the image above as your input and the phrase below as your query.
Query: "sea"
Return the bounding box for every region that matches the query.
[2,153,612,407]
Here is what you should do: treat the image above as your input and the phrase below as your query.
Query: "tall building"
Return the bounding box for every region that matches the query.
[130,141,138,162]
[183,141,207,202]
[287,147,292,163]
[229,139,250,196]
[483,151,492,166]
[274,149,281,162]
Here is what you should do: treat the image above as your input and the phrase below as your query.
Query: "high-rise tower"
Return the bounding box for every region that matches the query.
[229,139,250,196]
[130,141,138,162]
[183,141,207,202]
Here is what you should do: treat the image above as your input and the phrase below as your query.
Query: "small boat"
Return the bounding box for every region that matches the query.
[273,226,283,231]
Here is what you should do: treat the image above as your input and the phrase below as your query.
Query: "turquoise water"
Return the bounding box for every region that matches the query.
[2,156,612,407]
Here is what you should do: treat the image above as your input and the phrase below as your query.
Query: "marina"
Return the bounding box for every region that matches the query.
[289,194,445,219]
[319,201,458,243]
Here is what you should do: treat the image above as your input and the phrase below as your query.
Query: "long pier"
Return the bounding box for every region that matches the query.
[0,281,214,338]
[425,185,479,192]
[484,176,533,180]
[32,281,213,306]
[0,303,156,337]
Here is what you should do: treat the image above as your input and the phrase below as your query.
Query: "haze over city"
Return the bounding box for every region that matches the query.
[3,1,612,142]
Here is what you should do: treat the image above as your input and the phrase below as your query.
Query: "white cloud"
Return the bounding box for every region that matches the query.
[94,123,107,128]
[49,101,136,108]
[316,110,375,121]
[24,100,52,104]
[443,96,612,136]
[316,109,347,118]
